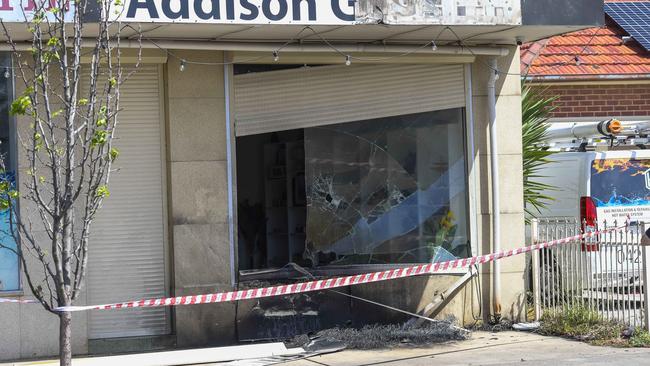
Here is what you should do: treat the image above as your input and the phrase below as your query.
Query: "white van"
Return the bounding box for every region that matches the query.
[538,149,650,228]
[536,149,648,289]
[533,119,650,312]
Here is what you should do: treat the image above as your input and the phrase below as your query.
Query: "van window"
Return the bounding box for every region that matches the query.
[591,159,650,208]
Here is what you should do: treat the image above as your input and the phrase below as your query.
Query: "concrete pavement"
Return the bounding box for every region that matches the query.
[278,331,650,366]
[5,331,650,365]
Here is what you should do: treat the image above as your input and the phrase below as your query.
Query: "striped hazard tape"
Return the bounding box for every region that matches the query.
[0,225,625,312]
[0,298,39,304]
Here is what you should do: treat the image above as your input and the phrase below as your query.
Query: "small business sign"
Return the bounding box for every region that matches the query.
[120,0,355,24]
[0,0,356,25]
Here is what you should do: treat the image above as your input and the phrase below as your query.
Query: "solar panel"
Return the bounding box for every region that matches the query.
[605,2,650,52]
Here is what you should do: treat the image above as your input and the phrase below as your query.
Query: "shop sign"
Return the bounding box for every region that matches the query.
[0,0,356,25]
[120,0,355,24]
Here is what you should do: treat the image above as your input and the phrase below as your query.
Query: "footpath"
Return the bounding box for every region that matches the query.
[5,331,650,366]
[277,331,650,366]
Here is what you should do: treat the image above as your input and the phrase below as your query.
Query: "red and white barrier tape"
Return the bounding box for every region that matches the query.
[0,225,625,312]
[0,298,39,304]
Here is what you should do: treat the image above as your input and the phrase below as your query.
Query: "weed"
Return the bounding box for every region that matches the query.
[540,306,622,342]
[629,329,650,347]
[540,306,649,347]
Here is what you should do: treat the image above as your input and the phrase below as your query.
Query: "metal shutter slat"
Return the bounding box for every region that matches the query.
[234,63,466,136]
[86,65,170,339]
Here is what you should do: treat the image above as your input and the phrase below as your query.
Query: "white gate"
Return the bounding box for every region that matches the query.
[531,218,650,329]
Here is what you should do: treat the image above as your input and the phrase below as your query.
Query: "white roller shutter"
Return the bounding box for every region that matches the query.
[234,63,466,136]
[87,65,170,339]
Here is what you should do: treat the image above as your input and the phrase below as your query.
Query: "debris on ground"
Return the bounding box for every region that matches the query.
[224,339,346,365]
[289,318,470,350]
[470,318,513,333]
[512,321,541,331]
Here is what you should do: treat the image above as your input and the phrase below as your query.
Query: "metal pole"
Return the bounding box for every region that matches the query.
[554,220,560,311]
[630,225,642,327]
[487,57,501,320]
[642,228,650,330]
[568,219,582,306]
[542,221,549,310]
[626,227,632,327]
[597,220,602,319]
[615,227,621,323]
[605,221,611,319]
[532,219,541,321]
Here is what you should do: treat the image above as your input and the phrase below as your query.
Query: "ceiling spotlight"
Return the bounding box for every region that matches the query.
[273,51,279,62]
[179,59,186,72]
[345,55,351,66]
[431,40,438,51]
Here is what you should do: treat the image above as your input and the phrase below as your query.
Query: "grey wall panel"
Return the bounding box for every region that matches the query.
[522,0,604,26]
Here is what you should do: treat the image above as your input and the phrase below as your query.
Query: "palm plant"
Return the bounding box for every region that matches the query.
[522,83,557,221]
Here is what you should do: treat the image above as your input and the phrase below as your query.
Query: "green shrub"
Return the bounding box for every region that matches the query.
[629,329,650,347]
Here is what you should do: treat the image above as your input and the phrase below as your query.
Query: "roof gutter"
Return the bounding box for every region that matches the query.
[0,39,511,56]
[523,73,650,82]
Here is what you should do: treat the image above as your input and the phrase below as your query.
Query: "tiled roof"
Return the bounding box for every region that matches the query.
[522,2,650,79]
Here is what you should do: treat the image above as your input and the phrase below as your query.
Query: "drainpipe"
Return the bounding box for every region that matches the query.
[487,57,501,320]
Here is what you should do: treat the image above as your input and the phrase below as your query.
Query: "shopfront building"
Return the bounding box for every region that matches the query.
[0,0,603,360]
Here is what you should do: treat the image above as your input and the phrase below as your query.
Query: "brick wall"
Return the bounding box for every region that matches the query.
[532,83,650,118]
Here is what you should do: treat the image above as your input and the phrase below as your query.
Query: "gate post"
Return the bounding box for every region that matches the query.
[531,219,541,321]
[643,247,650,330]
[642,223,650,330]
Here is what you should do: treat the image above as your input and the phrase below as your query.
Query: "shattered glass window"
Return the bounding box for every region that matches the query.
[304,109,469,266]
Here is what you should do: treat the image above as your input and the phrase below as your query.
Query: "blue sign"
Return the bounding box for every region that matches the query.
[0,172,18,292]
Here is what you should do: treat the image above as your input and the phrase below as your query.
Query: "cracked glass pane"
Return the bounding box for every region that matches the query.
[304,109,469,266]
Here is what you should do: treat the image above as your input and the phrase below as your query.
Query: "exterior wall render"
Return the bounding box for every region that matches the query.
[470,47,527,322]
[0,53,89,361]
[165,50,237,347]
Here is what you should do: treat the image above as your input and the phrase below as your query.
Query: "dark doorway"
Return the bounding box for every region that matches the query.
[236,129,306,272]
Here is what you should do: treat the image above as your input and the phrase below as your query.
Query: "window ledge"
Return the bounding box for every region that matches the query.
[0,290,24,297]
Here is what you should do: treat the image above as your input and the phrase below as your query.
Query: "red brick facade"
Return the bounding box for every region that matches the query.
[533,83,650,119]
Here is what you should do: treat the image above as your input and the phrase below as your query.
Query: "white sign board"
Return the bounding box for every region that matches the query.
[597,205,650,227]
[0,0,356,24]
[119,0,356,24]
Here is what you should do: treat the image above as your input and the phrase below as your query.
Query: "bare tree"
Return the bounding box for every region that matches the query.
[0,1,140,365]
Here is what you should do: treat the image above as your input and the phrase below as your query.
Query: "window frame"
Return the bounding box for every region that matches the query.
[231,63,476,283]
[0,52,22,295]
[236,108,472,281]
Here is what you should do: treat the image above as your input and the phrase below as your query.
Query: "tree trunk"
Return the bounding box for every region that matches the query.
[59,311,72,366]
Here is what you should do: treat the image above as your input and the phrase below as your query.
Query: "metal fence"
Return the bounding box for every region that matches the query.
[530,218,650,329]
